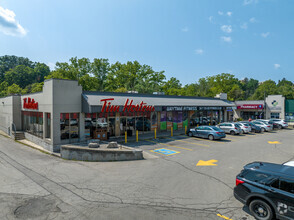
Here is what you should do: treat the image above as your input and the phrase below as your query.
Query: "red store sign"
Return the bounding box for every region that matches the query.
[23,97,38,110]
[237,104,263,110]
[100,98,155,113]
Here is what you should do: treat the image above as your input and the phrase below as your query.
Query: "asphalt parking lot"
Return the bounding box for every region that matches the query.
[0,128,293,220]
[125,128,294,219]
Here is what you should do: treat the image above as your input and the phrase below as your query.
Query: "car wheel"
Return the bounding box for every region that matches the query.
[278,125,282,129]
[188,132,193,137]
[230,130,235,135]
[261,128,265,132]
[249,199,274,220]
[208,135,214,140]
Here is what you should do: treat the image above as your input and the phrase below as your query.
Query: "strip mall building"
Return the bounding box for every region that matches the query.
[0,79,235,152]
[0,79,292,153]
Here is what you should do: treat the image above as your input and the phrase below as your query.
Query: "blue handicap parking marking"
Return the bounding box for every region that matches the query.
[152,148,180,156]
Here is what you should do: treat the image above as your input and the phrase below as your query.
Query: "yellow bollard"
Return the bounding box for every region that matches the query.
[136,130,138,142]
[171,127,173,137]
[185,126,187,135]
[209,123,211,126]
[154,128,156,139]
[125,131,127,144]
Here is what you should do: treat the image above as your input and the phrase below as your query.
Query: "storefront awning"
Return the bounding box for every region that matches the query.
[82,92,236,113]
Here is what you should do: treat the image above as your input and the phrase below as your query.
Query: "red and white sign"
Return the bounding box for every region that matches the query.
[237,104,263,110]
[23,97,38,110]
[100,98,155,113]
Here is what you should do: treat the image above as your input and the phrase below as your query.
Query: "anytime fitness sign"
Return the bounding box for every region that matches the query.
[100,98,155,113]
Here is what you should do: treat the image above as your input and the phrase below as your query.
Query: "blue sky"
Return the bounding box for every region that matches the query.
[0,0,293,85]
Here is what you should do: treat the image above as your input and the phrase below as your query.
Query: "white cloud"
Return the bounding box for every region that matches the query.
[218,11,224,15]
[241,23,248,29]
[0,6,27,36]
[47,62,56,71]
[221,36,232,42]
[181,27,189,32]
[243,0,258,5]
[274,64,280,69]
[249,17,256,23]
[195,49,204,55]
[227,11,232,16]
[221,25,232,33]
[208,16,213,23]
[261,32,270,38]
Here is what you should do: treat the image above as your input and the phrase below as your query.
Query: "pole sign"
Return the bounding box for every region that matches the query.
[100,98,155,113]
[23,98,38,110]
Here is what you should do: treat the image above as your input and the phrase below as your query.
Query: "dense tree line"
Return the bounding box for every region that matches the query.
[0,55,293,101]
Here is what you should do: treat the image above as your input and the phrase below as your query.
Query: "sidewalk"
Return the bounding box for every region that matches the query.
[109,129,186,143]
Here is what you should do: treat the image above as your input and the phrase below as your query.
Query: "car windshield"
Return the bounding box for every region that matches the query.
[235,124,241,128]
[211,126,222,131]
[243,123,249,126]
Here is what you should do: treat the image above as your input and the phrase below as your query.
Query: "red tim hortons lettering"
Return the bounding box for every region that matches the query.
[100,98,155,113]
[23,97,38,110]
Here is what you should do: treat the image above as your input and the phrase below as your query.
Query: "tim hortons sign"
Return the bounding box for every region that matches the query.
[100,98,155,113]
[23,97,38,110]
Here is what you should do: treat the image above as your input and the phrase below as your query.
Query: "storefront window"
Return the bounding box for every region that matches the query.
[46,113,51,138]
[270,112,280,119]
[151,112,157,131]
[60,113,79,140]
[241,111,264,120]
[70,113,79,139]
[22,111,43,138]
[160,111,167,131]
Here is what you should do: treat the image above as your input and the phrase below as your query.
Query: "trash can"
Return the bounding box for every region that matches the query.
[127,130,132,137]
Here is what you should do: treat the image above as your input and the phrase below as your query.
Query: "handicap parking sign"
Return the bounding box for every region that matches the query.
[151,148,180,156]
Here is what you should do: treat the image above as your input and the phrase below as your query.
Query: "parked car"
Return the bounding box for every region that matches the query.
[235,122,251,134]
[252,120,273,132]
[269,119,288,129]
[283,161,294,167]
[268,120,280,129]
[218,123,242,135]
[234,161,294,220]
[248,122,262,133]
[187,126,226,140]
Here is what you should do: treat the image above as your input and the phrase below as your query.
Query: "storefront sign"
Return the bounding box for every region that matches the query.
[198,106,223,110]
[100,98,155,113]
[23,97,38,110]
[164,106,198,111]
[237,104,263,110]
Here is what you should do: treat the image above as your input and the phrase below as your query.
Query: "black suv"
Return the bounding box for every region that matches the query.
[234,162,294,220]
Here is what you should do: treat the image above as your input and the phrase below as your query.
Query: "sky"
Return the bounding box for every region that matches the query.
[0,0,293,85]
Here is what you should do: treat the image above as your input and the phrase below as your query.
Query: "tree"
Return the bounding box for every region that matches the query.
[0,55,35,83]
[4,65,35,88]
[251,80,278,100]
[7,84,22,95]
[206,73,240,97]
[91,58,110,91]
[162,77,182,95]
[276,78,294,99]
[0,81,8,97]
[34,63,50,83]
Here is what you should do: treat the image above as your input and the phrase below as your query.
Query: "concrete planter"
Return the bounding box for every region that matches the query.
[60,145,143,162]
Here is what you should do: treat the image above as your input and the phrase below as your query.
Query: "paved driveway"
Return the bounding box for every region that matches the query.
[0,129,293,220]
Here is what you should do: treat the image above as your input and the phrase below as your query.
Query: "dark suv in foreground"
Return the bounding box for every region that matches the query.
[234,162,294,220]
